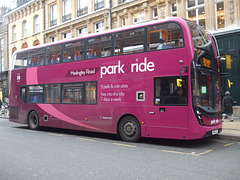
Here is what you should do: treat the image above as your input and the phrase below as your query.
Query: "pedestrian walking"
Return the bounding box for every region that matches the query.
[0,99,2,110]
[222,91,234,122]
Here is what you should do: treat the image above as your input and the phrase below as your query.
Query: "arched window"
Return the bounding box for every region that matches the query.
[22,20,27,37]
[22,43,28,49]
[33,40,40,46]
[12,25,16,41]
[34,15,39,33]
[12,47,17,55]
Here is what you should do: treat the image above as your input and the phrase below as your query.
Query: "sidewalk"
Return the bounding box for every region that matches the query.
[216,117,240,141]
[1,115,240,141]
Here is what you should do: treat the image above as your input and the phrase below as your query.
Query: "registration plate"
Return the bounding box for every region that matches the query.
[212,129,219,135]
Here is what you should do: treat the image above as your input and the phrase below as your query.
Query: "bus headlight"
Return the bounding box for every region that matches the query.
[196,110,203,125]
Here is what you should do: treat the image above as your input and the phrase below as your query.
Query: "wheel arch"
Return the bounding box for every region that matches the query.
[27,109,40,129]
[117,113,141,137]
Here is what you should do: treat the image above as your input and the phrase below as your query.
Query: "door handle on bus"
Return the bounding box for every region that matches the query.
[159,108,166,112]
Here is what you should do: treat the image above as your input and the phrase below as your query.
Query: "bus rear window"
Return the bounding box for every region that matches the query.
[14,52,28,69]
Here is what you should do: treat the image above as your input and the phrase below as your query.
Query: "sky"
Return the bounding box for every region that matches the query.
[0,0,15,8]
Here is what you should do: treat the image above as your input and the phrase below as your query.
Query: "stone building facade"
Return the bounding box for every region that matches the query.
[3,0,240,113]
[5,0,45,64]
[0,6,10,102]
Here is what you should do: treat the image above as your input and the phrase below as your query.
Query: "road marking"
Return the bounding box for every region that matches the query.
[48,133,64,136]
[224,143,234,147]
[25,129,37,133]
[162,149,213,156]
[196,150,213,156]
[113,143,136,148]
[76,137,95,141]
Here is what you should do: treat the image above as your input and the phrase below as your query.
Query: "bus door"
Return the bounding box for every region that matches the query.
[151,76,189,139]
[19,86,27,114]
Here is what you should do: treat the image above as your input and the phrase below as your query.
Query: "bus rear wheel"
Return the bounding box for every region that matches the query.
[28,111,39,130]
[119,116,141,142]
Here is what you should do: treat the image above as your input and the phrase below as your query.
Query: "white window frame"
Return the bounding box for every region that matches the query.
[122,17,126,26]
[22,21,27,37]
[215,0,224,30]
[78,26,88,36]
[63,0,71,22]
[153,7,158,20]
[50,36,56,42]
[186,0,205,28]
[50,4,57,26]
[12,25,16,41]
[171,2,177,17]
[63,0,71,16]
[78,0,88,13]
[95,21,104,33]
[34,15,39,33]
[133,11,145,24]
[0,39,4,71]
[63,32,71,39]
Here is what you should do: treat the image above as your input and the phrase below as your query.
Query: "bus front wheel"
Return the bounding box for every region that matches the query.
[28,111,39,130]
[118,116,141,142]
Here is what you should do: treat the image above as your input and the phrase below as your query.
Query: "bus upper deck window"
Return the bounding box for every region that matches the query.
[14,52,28,69]
[148,22,184,51]
[46,45,62,64]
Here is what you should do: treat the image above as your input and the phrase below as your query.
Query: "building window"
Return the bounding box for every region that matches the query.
[63,0,71,22]
[50,4,57,26]
[216,0,224,29]
[78,0,88,16]
[153,7,158,19]
[34,15,39,33]
[118,0,126,4]
[122,17,126,26]
[22,21,27,37]
[95,0,104,10]
[187,0,205,29]
[95,21,104,33]
[50,36,56,42]
[63,32,71,39]
[78,27,88,36]
[133,11,145,24]
[12,25,16,41]
[0,39,4,71]
[171,2,177,17]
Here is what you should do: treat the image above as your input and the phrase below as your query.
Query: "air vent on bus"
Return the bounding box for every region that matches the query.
[9,106,19,119]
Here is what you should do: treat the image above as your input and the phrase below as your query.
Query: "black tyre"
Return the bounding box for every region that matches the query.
[28,111,39,130]
[118,116,141,142]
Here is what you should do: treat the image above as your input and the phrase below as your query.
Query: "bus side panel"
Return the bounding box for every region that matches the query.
[9,69,27,124]
[188,120,222,139]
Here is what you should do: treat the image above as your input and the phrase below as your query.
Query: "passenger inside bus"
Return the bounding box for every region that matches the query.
[64,52,69,62]
[74,51,81,61]
[31,58,38,67]
[87,49,94,59]
[157,38,170,49]
[40,57,44,65]
[32,95,42,103]
[51,54,58,64]
[172,87,187,104]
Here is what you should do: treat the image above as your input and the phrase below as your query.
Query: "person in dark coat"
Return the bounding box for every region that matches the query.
[222,91,234,122]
